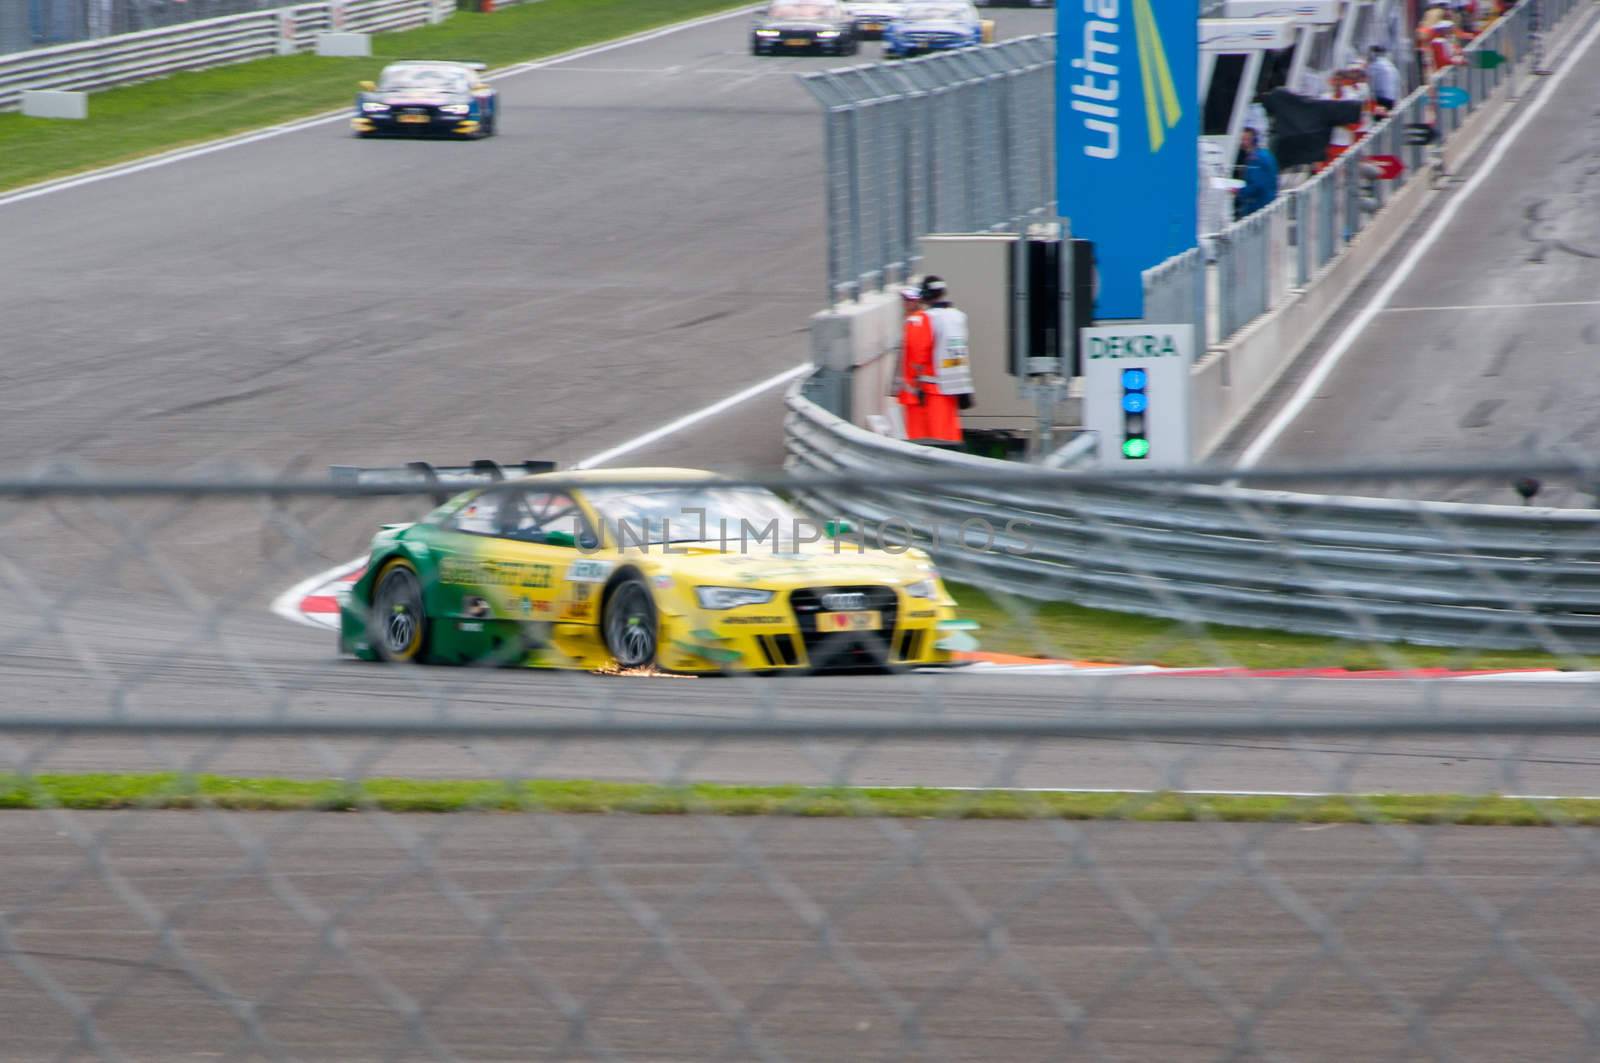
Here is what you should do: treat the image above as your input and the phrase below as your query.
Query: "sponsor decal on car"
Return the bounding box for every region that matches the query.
[440,558,552,589]
[566,560,613,583]
[724,615,785,625]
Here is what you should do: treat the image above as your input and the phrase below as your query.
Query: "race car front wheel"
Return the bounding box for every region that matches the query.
[603,577,657,669]
[372,560,428,663]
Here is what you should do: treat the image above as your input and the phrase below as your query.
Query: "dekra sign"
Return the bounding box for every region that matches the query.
[1085,333,1184,359]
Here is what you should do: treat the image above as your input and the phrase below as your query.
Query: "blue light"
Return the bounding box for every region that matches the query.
[1121,392,1148,414]
[1121,368,1148,390]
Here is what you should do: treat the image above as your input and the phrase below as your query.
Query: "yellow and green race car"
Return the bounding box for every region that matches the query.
[337,466,977,674]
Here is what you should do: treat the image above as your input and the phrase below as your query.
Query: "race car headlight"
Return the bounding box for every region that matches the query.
[817,30,841,37]
[440,104,471,115]
[755,29,780,36]
[696,586,776,610]
[361,102,390,112]
[906,578,938,599]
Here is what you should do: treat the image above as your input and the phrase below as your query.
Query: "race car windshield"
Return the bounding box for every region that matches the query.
[767,3,838,19]
[378,68,470,92]
[584,486,802,547]
[903,3,969,19]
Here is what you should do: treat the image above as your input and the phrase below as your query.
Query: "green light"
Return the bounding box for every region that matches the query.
[1122,438,1151,460]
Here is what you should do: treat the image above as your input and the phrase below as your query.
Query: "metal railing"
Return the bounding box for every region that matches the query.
[0,0,452,110]
[1207,0,1581,344]
[1142,246,1207,351]
[8,0,305,53]
[799,35,1055,304]
[785,384,1600,651]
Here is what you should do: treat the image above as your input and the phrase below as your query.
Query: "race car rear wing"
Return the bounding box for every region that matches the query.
[388,59,488,71]
[330,460,557,504]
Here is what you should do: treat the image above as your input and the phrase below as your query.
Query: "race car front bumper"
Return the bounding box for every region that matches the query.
[885,38,976,56]
[352,115,480,136]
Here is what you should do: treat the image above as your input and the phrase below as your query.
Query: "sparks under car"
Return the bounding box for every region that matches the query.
[751,0,861,56]
[337,466,977,674]
[351,60,498,139]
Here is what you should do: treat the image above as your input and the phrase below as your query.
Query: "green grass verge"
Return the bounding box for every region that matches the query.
[949,581,1581,672]
[0,773,1595,826]
[0,0,747,192]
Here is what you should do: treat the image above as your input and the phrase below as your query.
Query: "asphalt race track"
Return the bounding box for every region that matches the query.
[0,597,1597,796]
[1218,5,1600,506]
[0,0,1595,801]
[3,7,1600,1057]
[1,813,1595,1061]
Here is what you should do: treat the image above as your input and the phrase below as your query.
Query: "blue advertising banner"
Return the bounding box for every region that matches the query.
[1058,0,1199,320]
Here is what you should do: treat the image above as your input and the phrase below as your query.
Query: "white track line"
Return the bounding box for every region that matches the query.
[0,4,758,210]
[1383,299,1600,313]
[573,362,810,470]
[1235,12,1600,469]
[272,361,809,628]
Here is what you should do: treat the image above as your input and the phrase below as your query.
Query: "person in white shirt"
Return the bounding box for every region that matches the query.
[1367,45,1402,111]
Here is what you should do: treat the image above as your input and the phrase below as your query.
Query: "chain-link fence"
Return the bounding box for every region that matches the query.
[799,35,1055,305]
[1,465,1599,1060]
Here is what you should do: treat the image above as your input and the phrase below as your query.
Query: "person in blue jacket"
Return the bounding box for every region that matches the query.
[1234,127,1279,220]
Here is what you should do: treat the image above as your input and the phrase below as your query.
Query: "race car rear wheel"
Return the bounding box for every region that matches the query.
[372,559,428,663]
[603,576,658,669]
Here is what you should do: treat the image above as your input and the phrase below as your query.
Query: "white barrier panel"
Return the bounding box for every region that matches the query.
[21,89,88,119]
[315,31,372,56]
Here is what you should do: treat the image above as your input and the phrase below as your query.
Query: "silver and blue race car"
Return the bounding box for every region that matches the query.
[882,1,993,57]
[352,61,498,139]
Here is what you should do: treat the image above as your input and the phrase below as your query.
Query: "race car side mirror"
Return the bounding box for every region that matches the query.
[359,80,377,91]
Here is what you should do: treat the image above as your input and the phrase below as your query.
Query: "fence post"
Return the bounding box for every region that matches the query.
[844,104,864,302]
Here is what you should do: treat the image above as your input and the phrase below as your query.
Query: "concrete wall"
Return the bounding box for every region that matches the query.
[809,290,904,430]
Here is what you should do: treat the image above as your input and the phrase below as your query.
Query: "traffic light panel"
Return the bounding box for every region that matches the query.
[1120,367,1150,460]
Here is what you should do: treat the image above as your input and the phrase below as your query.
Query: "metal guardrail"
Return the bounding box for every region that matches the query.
[785,384,1600,650]
[9,0,305,53]
[0,0,452,111]
[799,35,1056,304]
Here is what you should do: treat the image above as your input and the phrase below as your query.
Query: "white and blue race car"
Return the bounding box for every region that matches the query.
[352,61,498,139]
[882,1,993,57]
[842,0,906,39]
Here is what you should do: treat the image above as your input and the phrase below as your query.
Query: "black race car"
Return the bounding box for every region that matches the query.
[751,0,861,55]
[351,61,498,139]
